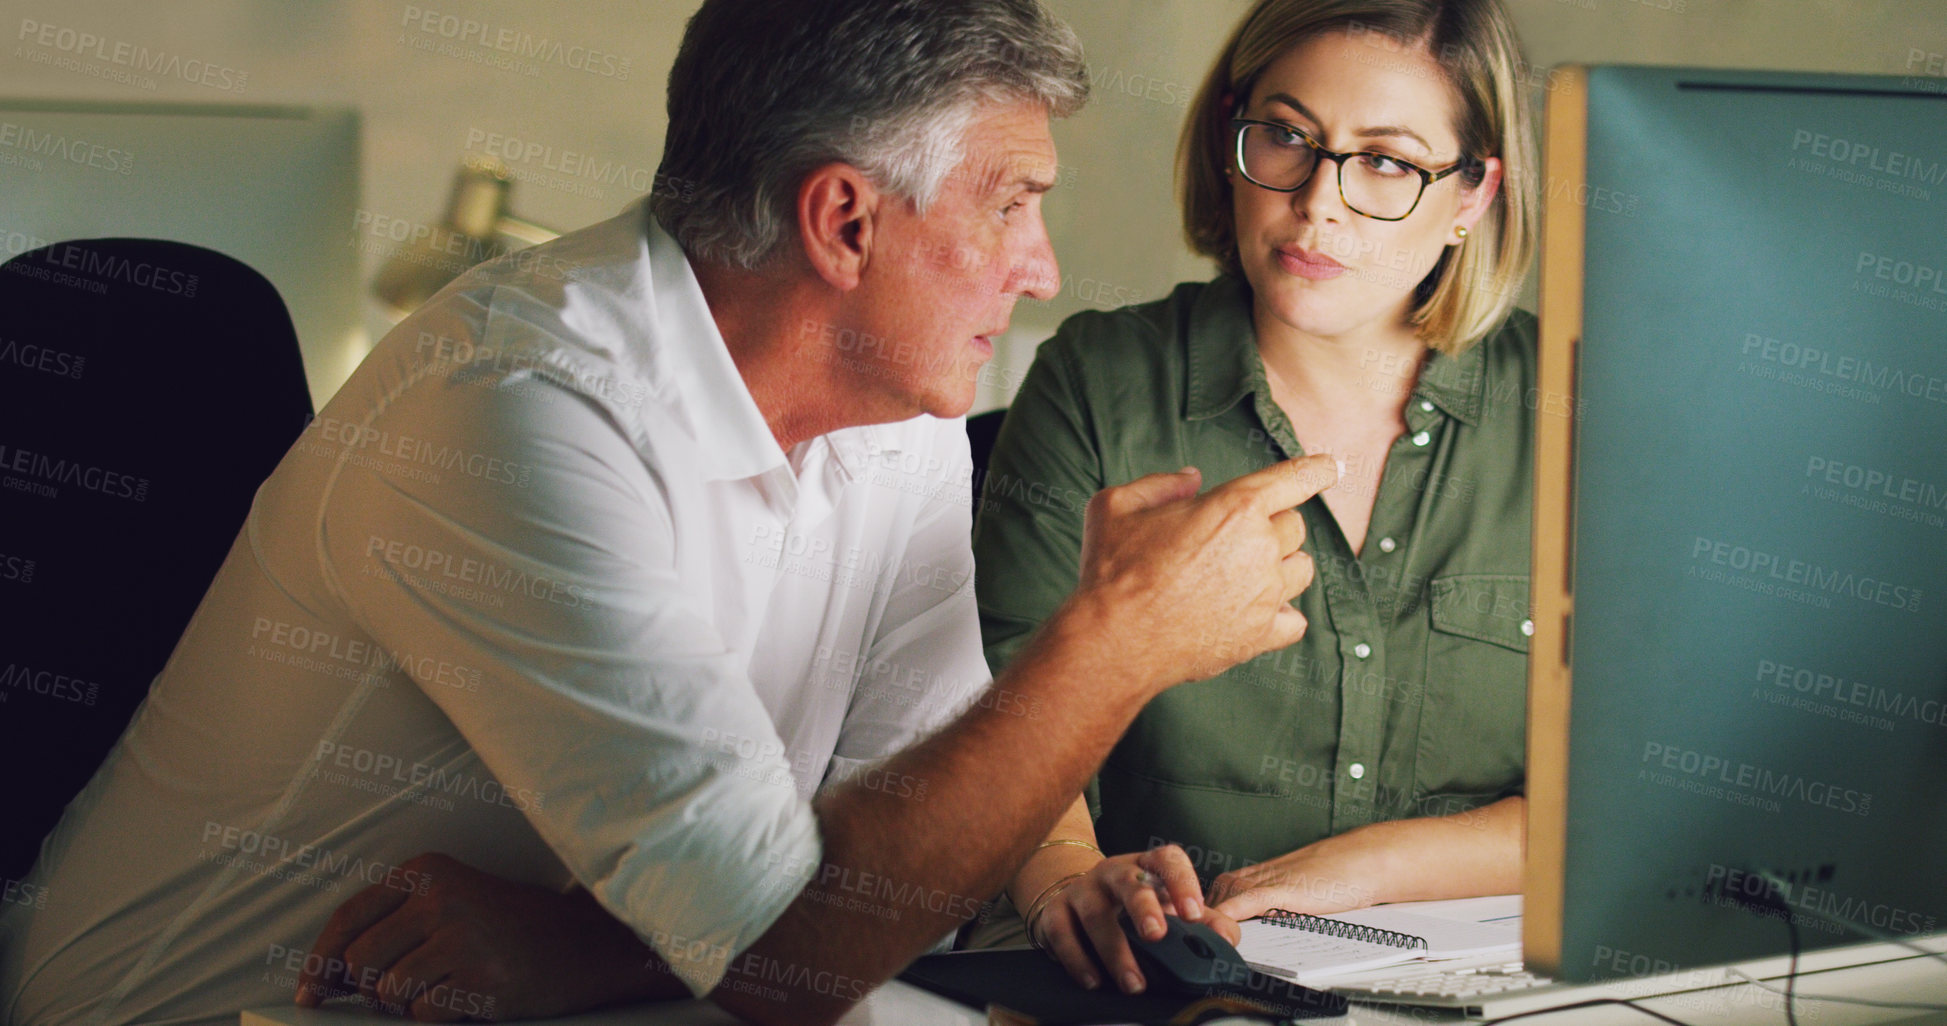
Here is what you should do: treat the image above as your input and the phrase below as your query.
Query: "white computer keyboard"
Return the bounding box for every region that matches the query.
[1325,958,1738,1018]
[1330,961,1560,1015]
[1339,961,1542,997]
[1323,940,1947,1019]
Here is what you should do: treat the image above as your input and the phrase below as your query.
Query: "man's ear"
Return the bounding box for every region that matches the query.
[797,163,878,292]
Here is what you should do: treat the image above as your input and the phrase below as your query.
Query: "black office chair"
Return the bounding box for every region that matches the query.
[0,239,313,882]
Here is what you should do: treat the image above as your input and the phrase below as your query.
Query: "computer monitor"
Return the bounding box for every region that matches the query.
[1528,65,1947,983]
[0,100,360,408]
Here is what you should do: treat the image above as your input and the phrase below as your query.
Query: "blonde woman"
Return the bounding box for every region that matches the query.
[972,0,1540,995]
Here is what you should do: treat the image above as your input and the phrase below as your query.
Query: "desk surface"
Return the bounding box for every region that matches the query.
[244,981,983,1026]
[243,954,1947,1026]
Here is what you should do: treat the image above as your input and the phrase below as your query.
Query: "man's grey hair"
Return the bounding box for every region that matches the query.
[651,0,1088,270]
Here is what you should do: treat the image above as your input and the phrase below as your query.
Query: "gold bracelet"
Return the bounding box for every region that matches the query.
[1033,838,1103,858]
[1022,871,1089,950]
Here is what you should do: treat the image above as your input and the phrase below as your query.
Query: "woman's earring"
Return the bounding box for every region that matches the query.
[1455,226,1469,240]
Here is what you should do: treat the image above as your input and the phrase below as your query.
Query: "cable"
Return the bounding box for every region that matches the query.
[1752,872,1947,957]
[1476,996,1696,1026]
[1303,872,1943,1026]
[1752,869,1947,967]
[1725,968,1947,1013]
[1744,869,1947,1024]
[1783,900,1799,1026]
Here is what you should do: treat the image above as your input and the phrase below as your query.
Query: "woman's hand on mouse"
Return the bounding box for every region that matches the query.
[1027,844,1241,994]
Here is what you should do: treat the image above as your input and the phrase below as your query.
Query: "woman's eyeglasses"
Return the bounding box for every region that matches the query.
[1231,118,1477,221]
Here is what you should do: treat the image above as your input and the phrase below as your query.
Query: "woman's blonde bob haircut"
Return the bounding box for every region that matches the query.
[1178,0,1537,354]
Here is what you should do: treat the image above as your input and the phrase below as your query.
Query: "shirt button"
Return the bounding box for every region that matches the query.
[1348,763,1367,780]
[1521,619,1536,637]
[1377,537,1396,553]
[1411,430,1431,447]
[1420,400,1435,412]
[1353,642,1372,659]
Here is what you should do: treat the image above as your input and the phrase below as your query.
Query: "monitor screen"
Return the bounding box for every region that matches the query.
[1529,65,1947,982]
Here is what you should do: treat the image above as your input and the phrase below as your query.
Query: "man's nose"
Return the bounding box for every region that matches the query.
[1013,224,1060,302]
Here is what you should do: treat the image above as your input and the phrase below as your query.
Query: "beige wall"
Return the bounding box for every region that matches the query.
[4,1,1943,405]
[1031,0,1947,396]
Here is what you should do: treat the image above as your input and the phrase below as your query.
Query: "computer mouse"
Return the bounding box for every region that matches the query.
[1119,912,1254,995]
[1117,912,1352,1018]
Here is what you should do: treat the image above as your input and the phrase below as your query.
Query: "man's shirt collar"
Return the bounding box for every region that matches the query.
[643,211,792,483]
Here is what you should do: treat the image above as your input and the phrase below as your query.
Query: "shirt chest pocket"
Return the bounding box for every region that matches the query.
[1415,574,1530,807]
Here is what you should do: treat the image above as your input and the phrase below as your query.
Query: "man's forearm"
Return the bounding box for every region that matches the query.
[715,456,1336,1024]
[713,596,1148,1025]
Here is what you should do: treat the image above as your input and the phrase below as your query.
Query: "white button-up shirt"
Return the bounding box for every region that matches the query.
[0,201,991,1025]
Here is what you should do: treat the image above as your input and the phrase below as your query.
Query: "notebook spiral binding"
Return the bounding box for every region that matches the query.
[1261,909,1429,951]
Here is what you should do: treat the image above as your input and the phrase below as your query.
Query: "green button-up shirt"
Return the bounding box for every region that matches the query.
[973,275,1537,880]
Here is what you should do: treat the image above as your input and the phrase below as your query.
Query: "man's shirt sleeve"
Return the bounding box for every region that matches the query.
[314,371,819,996]
[822,418,992,793]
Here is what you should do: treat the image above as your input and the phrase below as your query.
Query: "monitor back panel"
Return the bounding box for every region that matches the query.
[1531,65,1947,981]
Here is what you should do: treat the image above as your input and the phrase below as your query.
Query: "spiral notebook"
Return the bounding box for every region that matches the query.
[1236,895,1522,985]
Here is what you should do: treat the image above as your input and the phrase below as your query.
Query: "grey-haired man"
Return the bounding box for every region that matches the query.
[0,2,1334,1025]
